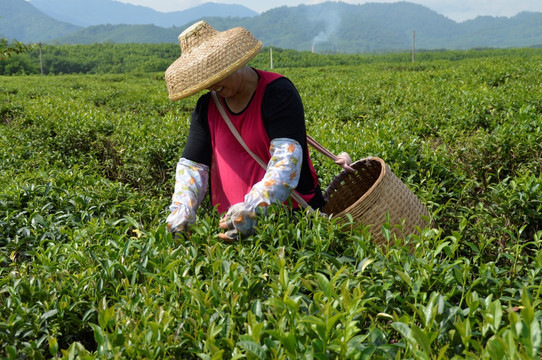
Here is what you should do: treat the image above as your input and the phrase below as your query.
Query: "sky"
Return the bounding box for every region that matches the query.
[114,0,542,22]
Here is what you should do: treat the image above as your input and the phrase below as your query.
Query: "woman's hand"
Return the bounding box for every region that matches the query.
[217,138,302,242]
[334,152,355,173]
[218,202,259,241]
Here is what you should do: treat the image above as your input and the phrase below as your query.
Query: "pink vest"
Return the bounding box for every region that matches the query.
[207,70,317,213]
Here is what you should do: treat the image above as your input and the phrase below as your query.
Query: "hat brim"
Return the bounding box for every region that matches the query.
[167,42,262,101]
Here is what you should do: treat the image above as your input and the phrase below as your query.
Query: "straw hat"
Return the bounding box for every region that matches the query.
[165,21,263,101]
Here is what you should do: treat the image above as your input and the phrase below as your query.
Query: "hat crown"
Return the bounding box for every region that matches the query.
[166,20,262,101]
[178,20,217,54]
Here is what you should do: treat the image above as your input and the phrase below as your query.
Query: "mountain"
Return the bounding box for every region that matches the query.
[56,24,178,44]
[2,0,542,52]
[237,2,542,51]
[0,0,81,42]
[28,0,258,27]
[457,12,542,48]
[239,2,462,52]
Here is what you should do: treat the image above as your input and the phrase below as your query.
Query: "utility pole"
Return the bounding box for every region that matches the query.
[270,47,273,69]
[412,30,415,63]
[39,42,43,75]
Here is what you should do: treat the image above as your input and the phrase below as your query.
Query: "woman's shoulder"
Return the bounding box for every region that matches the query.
[196,91,212,106]
[191,92,212,122]
[264,75,300,102]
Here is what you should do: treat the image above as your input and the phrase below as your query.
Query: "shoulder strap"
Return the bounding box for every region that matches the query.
[212,91,268,169]
[211,91,312,211]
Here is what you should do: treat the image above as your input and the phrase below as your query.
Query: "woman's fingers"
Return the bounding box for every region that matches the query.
[335,152,356,173]
[218,229,238,242]
[217,232,231,240]
[219,217,234,230]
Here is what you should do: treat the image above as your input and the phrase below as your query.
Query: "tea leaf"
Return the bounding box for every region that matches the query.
[40,309,58,321]
[238,340,266,360]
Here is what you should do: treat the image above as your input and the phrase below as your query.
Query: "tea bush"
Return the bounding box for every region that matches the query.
[1,49,541,359]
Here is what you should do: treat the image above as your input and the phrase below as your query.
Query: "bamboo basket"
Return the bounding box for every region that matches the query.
[322,157,430,245]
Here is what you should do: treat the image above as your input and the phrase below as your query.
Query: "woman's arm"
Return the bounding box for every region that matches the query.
[218,138,302,240]
[167,94,212,233]
[167,158,209,233]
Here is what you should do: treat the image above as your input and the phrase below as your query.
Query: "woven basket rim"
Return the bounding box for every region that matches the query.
[328,156,386,218]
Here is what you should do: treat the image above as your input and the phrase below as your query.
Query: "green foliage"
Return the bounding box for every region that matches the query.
[0,43,179,75]
[3,42,541,76]
[1,49,541,358]
[0,38,35,61]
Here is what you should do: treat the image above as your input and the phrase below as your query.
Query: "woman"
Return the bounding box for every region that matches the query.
[164,21,327,240]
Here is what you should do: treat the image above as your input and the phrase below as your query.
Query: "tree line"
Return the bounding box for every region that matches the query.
[0,43,177,75]
[0,39,35,61]
[1,42,542,75]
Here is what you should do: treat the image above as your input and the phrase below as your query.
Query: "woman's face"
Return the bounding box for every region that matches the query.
[207,81,230,98]
[208,73,239,99]
[207,71,240,98]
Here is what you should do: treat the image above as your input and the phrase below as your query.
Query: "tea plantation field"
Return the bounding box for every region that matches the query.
[1,49,541,358]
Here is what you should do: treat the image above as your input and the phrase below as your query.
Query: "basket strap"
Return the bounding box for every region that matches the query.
[211,91,312,211]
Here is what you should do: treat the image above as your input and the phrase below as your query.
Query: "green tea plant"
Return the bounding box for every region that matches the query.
[1,48,541,358]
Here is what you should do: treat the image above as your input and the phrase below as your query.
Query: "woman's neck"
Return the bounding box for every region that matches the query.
[224,67,259,113]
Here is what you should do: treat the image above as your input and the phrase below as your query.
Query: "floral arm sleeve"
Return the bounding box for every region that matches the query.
[221,138,302,238]
[246,138,302,207]
[166,158,209,233]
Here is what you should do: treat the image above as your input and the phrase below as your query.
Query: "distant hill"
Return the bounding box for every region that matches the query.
[0,0,81,42]
[28,0,258,27]
[216,2,542,51]
[457,12,542,48]
[57,24,178,44]
[239,2,462,52]
[2,0,542,52]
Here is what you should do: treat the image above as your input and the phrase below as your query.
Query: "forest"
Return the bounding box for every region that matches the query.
[1,42,539,75]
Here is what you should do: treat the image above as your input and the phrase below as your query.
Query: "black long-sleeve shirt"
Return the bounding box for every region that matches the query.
[182,75,325,209]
